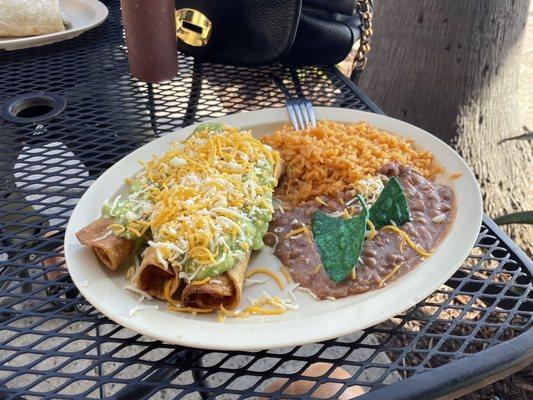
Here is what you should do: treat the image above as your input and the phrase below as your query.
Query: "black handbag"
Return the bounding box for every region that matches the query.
[174,0,373,72]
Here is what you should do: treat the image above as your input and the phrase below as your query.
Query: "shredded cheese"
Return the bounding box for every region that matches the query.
[275,298,299,311]
[287,283,300,302]
[367,220,377,240]
[285,225,313,245]
[345,196,359,207]
[127,225,142,238]
[109,224,125,235]
[378,262,404,287]
[217,307,227,322]
[351,267,357,280]
[315,196,328,206]
[162,279,181,307]
[190,277,211,286]
[296,286,319,300]
[381,225,433,257]
[355,176,385,205]
[246,268,285,289]
[313,264,322,274]
[169,305,214,314]
[285,227,305,238]
[245,306,284,315]
[244,277,268,287]
[123,284,153,301]
[119,124,280,280]
[217,293,293,321]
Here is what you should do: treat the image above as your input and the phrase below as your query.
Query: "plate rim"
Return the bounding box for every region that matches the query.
[64,107,483,350]
[0,0,108,50]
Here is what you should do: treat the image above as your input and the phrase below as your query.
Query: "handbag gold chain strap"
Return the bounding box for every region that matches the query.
[352,0,373,77]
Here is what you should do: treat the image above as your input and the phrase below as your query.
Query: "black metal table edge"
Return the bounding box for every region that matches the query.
[361,328,532,400]
[332,68,384,115]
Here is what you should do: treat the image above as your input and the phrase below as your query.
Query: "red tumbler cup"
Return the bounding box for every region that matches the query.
[120,0,178,83]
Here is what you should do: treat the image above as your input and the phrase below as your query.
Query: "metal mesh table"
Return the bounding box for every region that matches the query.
[0,1,531,398]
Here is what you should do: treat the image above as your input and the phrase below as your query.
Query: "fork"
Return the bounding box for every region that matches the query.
[272,76,317,130]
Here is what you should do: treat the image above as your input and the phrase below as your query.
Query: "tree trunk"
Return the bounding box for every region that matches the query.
[359,0,532,254]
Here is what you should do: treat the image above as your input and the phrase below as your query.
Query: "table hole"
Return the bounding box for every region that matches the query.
[16,104,54,118]
[0,92,66,124]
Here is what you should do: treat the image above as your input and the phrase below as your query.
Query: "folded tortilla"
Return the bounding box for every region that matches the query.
[0,0,65,37]
[134,247,181,301]
[180,159,284,310]
[76,217,135,270]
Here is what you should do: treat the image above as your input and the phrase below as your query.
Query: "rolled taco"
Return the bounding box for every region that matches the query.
[134,247,181,300]
[76,170,153,270]
[0,0,66,37]
[181,252,250,309]
[75,217,135,270]
[77,123,282,313]
[180,155,284,310]
[133,123,282,310]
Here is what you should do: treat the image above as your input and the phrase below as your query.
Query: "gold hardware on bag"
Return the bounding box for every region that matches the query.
[351,0,373,79]
[175,8,212,47]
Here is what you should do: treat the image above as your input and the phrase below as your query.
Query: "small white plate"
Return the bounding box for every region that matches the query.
[65,107,483,350]
[0,0,108,51]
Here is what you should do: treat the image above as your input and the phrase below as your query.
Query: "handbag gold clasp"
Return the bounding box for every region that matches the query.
[175,8,212,47]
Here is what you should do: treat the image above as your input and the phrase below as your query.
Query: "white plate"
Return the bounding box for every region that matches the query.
[64,107,483,350]
[0,0,108,51]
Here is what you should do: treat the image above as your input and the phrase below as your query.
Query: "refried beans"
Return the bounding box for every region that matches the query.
[265,163,455,299]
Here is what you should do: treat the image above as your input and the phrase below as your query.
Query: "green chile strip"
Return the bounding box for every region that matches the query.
[369,176,410,229]
[312,197,369,284]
